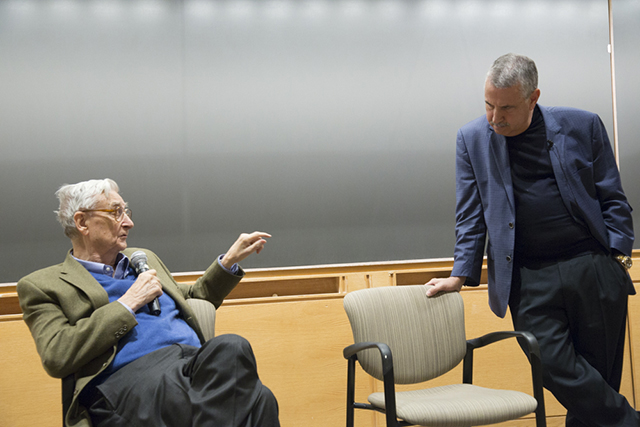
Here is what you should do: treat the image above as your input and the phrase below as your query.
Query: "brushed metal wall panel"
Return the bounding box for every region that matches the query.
[0,0,619,281]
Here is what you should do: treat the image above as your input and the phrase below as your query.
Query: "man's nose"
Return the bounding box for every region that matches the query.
[122,215,134,228]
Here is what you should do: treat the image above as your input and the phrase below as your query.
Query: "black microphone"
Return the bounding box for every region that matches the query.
[130,250,161,316]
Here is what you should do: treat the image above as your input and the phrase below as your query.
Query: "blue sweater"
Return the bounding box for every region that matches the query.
[91,269,201,381]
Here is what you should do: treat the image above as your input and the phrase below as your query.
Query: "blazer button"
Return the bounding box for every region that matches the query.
[508,222,514,229]
[506,255,512,262]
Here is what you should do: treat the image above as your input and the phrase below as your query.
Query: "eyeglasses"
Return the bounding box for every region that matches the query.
[80,206,133,222]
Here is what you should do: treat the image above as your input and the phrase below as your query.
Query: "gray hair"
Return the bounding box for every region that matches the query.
[55,178,120,238]
[486,53,538,99]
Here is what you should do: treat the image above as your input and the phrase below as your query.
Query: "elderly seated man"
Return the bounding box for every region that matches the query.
[17,178,279,427]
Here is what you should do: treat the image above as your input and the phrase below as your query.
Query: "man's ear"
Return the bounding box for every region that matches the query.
[73,211,90,236]
[529,88,541,108]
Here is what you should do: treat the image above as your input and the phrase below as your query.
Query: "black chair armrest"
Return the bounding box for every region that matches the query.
[344,341,399,426]
[467,330,540,356]
[344,342,394,376]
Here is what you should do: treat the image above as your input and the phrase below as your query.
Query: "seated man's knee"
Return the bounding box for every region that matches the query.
[203,334,255,362]
[214,334,251,351]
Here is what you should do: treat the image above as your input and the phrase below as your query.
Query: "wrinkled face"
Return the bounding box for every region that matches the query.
[81,191,134,261]
[484,80,540,137]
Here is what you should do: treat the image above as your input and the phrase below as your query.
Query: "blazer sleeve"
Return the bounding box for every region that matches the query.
[590,115,634,255]
[451,128,487,285]
[17,271,137,379]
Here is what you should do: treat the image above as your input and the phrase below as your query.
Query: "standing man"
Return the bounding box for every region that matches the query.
[426,54,637,426]
[18,178,279,427]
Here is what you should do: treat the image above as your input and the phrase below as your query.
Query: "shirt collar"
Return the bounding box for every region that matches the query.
[73,252,132,279]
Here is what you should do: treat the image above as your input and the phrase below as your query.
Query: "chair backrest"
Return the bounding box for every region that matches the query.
[187,298,217,341]
[344,285,467,384]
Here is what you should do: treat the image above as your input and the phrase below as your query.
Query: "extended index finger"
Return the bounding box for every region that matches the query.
[248,231,271,240]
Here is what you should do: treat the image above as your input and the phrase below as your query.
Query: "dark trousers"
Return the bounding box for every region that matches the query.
[82,334,280,427]
[509,251,638,427]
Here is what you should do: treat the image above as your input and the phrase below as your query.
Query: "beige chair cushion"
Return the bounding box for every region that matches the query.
[368,384,538,427]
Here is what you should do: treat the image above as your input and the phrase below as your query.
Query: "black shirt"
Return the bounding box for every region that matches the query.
[506,106,601,262]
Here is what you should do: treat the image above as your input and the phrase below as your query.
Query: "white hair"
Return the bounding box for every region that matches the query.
[55,178,120,238]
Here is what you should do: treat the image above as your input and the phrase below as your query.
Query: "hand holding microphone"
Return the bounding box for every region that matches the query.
[118,251,162,315]
[131,251,161,315]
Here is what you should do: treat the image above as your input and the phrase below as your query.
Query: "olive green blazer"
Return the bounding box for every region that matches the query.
[17,248,243,427]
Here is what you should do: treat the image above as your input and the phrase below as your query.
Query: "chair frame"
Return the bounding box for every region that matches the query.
[344,330,546,427]
[62,374,74,422]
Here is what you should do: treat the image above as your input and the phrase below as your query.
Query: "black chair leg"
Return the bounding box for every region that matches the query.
[61,374,75,425]
[346,357,356,427]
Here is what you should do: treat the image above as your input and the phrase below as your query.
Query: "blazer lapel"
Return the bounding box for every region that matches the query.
[540,106,576,217]
[122,248,187,310]
[488,129,515,211]
[59,251,110,308]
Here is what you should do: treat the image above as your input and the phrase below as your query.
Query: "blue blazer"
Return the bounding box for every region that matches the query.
[450,105,634,318]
